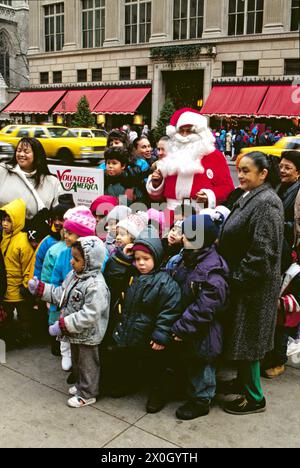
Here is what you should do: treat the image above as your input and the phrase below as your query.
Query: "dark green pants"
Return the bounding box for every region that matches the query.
[237,360,264,402]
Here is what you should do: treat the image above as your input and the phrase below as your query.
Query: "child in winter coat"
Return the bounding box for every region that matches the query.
[104,147,149,204]
[110,227,182,413]
[48,206,97,370]
[170,213,229,420]
[0,199,34,346]
[104,205,132,255]
[262,255,300,378]
[29,236,110,408]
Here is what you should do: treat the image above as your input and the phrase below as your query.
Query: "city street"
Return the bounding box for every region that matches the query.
[0,343,299,448]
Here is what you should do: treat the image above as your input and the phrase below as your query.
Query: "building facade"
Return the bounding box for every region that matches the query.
[24,0,300,126]
[0,0,29,115]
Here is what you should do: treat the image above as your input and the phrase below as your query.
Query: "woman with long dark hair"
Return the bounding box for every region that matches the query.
[0,137,63,219]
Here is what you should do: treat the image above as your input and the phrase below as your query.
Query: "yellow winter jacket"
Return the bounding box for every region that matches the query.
[1,199,34,302]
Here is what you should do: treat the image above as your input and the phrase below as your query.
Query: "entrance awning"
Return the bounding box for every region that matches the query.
[2,90,67,114]
[257,85,300,118]
[93,87,151,115]
[52,89,108,114]
[201,85,269,117]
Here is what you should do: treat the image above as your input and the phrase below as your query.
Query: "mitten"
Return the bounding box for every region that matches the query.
[28,276,40,295]
[49,321,62,337]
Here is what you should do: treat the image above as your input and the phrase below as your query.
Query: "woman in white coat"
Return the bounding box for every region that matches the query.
[0,137,63,220]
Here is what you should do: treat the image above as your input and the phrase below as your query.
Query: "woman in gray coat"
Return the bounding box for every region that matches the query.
[219,152,284,415]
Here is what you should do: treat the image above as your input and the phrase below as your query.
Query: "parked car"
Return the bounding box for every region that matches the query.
[236,135,300,165]
[0,125,104,164]
[0,140,14,161]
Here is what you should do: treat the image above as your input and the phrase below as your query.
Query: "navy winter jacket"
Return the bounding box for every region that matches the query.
[171,245,229,359]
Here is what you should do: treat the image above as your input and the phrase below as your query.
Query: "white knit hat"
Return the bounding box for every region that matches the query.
[117,212,148,239]
[106,205,132,222]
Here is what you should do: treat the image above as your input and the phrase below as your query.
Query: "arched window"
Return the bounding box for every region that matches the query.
[0,32,10,86]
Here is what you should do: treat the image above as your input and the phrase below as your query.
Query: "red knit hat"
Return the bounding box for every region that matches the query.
[132,244,153,255]
[90,195,118,216]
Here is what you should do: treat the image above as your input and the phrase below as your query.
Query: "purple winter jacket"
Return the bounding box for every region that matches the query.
[171,245,229,359]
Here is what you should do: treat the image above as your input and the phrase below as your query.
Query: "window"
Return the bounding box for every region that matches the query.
[0,33,10,86]
[173,0,204,40]
[136,65,148,80]
[44,3,64,52]
[34,129,47,138]
[291,0,299,31]
[40,72,49,84]
[82,0,105,48]
[285,59,300,75]
[53,71,62,83]
[125,0,151,44]
[0,1,12,5]
[77,69,87,82]
[243,60,259,76]
[17,129,30,138]
[92,68,102,81]
[119,67,131,80]
[228,0,264,36]
[222,61,237,76]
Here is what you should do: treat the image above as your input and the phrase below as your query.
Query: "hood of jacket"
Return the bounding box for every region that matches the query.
[0,198,26,236]
[134,225,164,269]
[77,236,107,276]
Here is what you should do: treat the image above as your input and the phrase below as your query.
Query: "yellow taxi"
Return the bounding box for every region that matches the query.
[0,125,105,164]
[68,127,107,152]
[237,135,300,165]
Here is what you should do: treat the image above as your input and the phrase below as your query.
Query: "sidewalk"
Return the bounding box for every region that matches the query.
[0,344,299,448]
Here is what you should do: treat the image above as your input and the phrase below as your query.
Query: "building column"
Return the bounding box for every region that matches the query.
[149,0,172,43]
[202,0,225,38]
[151,63,166,128]
[262,0,286,33]
[28,1,41,54]
[63,0,79,51]
[103,0,121,47]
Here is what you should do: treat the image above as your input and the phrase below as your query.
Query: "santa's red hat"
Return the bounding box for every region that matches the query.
[166,107,208,138]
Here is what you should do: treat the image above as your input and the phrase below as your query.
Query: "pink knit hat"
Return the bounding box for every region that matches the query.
[63,206,96,237]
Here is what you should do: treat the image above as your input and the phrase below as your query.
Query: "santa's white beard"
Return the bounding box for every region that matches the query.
[157,131,215,177]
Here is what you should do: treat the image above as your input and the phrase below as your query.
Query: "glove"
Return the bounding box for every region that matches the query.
[28,276,40,295]
[49,321,62,337]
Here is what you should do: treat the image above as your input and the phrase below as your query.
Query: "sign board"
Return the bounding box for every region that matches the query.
[49,165,104,207]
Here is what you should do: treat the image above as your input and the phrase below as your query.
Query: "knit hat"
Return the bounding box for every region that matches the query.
[51,194,75,219]
[200,205,231,224]
[132,244,152,255]
[104,147,130,166]
[166,108,208,138]
[147,208,166,237]
[106,205,132,223]
[63,206,96,237]
[117,212,148,239]
[90,195,118,216]
[182,213,221,248]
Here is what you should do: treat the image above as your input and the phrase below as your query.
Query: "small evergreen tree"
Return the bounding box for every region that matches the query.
[153,97,176,142]
[71,95,95,127]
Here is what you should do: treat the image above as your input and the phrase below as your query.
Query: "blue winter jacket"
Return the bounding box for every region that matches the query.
[34,235,58,279]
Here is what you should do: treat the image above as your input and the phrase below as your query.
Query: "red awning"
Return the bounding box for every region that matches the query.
[257,85,300,118]
[52,89,108,114]
[201,85,269,117]
[93,87,151,114]
[3,90,67,114]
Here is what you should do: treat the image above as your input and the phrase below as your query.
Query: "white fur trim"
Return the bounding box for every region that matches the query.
[176,112,208,130]
[146,174,165,197]
[166,125,176,138]
[201,189,216,209]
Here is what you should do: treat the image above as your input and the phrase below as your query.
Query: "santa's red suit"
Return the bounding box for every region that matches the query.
[147,108,234,211]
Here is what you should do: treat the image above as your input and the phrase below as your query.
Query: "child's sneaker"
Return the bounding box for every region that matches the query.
[67,396,96,408]
[61,356,72,371]
[68,386,77,395]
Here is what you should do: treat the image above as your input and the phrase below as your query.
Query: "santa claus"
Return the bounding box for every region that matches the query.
[146,108,234,211]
